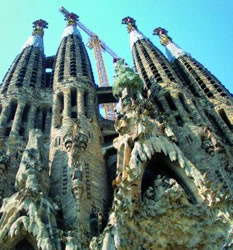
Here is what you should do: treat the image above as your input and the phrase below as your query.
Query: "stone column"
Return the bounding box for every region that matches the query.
[0,106,9,129]
[25,105,36,138]
[159,96,170,113]
[77,89,85,117]
[52,94,60,128]
[172,94,187,122]
[87,93,95,119]
[186,98,203,124]
[10,103,25,136]
[63,89,71,119]
[0,105,10,136]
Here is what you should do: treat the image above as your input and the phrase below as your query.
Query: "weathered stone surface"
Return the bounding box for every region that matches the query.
[0,16,232,250]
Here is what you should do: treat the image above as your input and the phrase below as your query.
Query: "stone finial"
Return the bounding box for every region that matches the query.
[153,27,187,61]
[64,12,79,26]
[122,16,137,33]
[59,7,79,26]
[32,19,48,37]
[122,17,147,49]
[153,27,172,46]
[21,19,48,51]
[59,7,82,39]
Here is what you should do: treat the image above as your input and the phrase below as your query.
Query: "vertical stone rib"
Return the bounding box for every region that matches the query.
[87,93,95,118]
[10,103,25,135]
[63,89,71,118]
[77,89,84,116]
[73,37,82,75]
[0,106,9,131]
[52,95,59,128]
[55,37,67,83]
[25,105,37,138]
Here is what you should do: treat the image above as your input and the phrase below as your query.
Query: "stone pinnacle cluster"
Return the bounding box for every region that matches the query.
[0,12,232,250]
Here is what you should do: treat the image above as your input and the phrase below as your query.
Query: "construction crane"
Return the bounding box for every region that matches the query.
[59,7,119,120]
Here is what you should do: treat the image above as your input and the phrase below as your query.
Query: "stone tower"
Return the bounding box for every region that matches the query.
[0,13,232,250]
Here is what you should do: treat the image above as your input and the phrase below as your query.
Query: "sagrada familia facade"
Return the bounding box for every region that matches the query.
[0,10,232,250]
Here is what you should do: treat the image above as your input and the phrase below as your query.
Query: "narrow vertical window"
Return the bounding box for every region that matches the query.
[71,88,77,119]
[178,93,190,113]
[218,109,232,130]
[19,104,30,137]
[165,92,177,111]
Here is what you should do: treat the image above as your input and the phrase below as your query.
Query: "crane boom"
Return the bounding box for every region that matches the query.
[76,21,119,60]
[59,7,117,120]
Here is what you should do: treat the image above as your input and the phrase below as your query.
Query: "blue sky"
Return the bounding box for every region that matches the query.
[0,0,233,93]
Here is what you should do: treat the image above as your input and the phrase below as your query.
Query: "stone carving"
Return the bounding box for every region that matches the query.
[90,60,233,249]
[71,162,84,203]
[0,150,9,174]
[63,120,89,157]
[0,130,60,250]
[201,126,224,155]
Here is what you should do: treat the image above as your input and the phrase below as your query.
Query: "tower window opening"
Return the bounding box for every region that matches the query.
[155,99,165,112]
[7,101,17,123]
[70,42,77,77]
[175,115,184,126]
[34,107,41,129]
[21,104,30,123]
[45,72,51,88]
[57,92,64,114]
[178,93,190,113]
[58,40,67,82]
[4,101,17,136]
[4,127,11,136]
[218,109,232,130]
[205,111,225,138]
[41,108,47,132]
[165,93,177,111]
[71,88,77,119]
[19,127,25,137]
[19,104,30,138]
[71,88,77,107]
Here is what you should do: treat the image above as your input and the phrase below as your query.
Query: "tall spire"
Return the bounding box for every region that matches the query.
[153,27,186,62]
[122,16,147,49]
[21,19,48,51]
[59,7,82,39]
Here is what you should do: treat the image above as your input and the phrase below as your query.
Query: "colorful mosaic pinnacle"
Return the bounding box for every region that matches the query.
[32,19,48,37]
[153,27,173,46]
[65,12,79,26]
[122,16,137,33]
